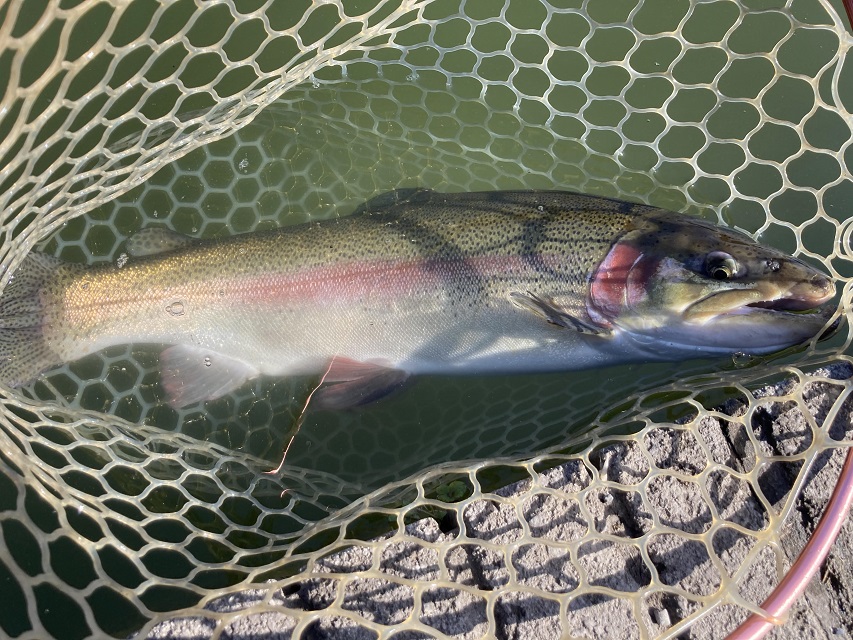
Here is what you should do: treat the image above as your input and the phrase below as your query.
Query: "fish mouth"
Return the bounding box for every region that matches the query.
[742,296,842,342]
[684,276,835,323]
[745,274,835,313]
[745,297,827,312]
[652,283,841,355]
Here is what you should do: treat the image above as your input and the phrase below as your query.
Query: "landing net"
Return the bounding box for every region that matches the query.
[0,1,851,638]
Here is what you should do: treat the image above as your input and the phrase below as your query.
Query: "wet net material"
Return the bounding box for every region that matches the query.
[0,0,851,638]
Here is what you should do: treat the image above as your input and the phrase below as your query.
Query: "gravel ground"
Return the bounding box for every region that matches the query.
[144,363,853,640]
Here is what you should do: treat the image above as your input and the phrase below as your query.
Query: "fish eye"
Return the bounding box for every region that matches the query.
[705,251,740,281]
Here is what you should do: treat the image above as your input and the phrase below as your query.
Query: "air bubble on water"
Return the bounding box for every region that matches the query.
[406,72,419,82]
[204,357,212,367]
[238,157,249,172]
[116,253,129,268]
[731,351,756,368]
[166,301,185,316]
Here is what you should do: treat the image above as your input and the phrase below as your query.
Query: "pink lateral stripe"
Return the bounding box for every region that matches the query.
[63,253,571,325]
[226,254,561,305]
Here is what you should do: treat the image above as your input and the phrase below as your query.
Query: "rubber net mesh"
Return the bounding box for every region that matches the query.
[0,0,852,638]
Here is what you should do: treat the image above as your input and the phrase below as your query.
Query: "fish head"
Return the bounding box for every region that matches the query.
[588,212,838,357]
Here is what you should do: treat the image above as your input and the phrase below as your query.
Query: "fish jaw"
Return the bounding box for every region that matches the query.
[617,303,839,359]
[667,275,837,355]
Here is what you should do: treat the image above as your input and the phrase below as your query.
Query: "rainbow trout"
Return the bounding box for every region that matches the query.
[0,189,836,408]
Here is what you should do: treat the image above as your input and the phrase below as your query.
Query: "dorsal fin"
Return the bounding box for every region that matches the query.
[350,188,435,215]
[126,228,195,258]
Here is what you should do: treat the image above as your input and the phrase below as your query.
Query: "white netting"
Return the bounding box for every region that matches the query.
[0,0,851,638]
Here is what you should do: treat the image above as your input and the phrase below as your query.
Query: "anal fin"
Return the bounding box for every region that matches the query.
[160,345,259,408]
[312,357,410,410]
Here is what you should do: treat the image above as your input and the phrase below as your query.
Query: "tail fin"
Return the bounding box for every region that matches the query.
[0,253,69,387]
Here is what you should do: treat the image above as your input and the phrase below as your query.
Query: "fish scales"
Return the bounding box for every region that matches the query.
[56,192,633,360]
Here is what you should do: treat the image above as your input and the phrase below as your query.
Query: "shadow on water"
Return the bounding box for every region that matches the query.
[21,345,774,498]
[282,360,713,490]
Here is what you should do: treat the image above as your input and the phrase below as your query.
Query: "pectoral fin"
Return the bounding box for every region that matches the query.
[160,345,259,407]
[313,358,410,410]
[509,291,610,337]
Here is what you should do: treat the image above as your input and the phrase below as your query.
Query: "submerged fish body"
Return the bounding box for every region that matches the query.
[0,189,837,408]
